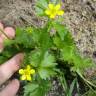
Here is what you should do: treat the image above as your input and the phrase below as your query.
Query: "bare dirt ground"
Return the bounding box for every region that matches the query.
[0,0,96,96]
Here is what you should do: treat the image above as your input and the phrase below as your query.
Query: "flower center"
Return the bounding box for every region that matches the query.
[24,70,30,75]
[50,8,57,15]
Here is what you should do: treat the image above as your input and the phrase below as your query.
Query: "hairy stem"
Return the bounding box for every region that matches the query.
[0,28,10,39]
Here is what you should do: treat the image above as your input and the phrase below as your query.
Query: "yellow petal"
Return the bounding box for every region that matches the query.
[30,69,35,74]
[27,65,31,70]
[48,4,54,9]
[55,4,61,10]
[58,10,64,15]
[19,69,24,74]
[26,75,32,81]
[21,75,26,80]
[50,14,56,18]
[45,10,51,15]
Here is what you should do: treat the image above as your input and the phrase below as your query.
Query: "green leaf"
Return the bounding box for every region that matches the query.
[63,32,74,46]
[15,28,35,48]
[29,50,57,79]
[59,73,68,95]
[51,0,57,4]
[68,78,76,95]
[71,53,93,72]
[38,51,57,79]
[31,28,41,46]
[35,7,45,16]
[76,69,96,88]
[38,52,56,79]
[60,45,75,61]
[82,89,96,96]
[38,67,56,79]
[3,39,14,47]
[53,35,64,49]
[39,28,52,52]
[53,22,68,41]
[24,83,39,96]
[40,51,57,67]
[24,80,51,96]
[36,0,48,9]
[35,0,49,16]
[29,50,41,67]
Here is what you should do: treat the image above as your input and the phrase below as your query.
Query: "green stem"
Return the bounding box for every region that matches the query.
[0,28,20,50]
[59,73,68,96]
[76,69,96,88]
[0,28,10,39]
[47,19,53,32]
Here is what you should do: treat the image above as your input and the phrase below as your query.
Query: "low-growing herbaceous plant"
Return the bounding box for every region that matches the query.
[0,0,96,96]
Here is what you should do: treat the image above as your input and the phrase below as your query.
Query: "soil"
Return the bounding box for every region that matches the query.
[0,0,96,96]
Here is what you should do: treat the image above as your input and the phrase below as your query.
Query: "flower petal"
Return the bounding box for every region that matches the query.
[21,75,26,80]
[48,4,54,9]
[26,75,32,81]
[30,69,35,74]
[50,14,56,18]
[19,69,24,74]
[27,65,31,70]
[55,4,61,10]
[58,10,64,15]
[45,10,51,15]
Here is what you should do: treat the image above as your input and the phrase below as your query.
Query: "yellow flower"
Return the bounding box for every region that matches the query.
[45,3,64,18]
[26,27,33,33]
[19,65,35,81]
